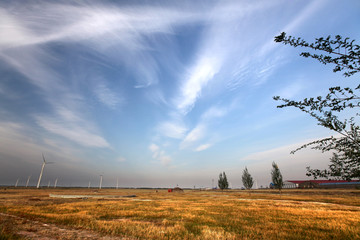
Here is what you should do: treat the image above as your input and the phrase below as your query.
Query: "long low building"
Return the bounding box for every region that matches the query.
[284,180,360,189]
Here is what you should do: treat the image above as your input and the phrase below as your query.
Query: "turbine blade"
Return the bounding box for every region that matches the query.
[42,153,46,163]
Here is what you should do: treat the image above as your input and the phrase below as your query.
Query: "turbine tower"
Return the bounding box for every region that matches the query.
[36,153,53,189]
[99,175,103,189]
[54,178,58,188]
[15,178,19,187]
[26,175,31,188]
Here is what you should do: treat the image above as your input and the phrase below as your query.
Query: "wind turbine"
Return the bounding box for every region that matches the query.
[15,178,19,187]
[99,175,103,189]
[36,154,54,189]
[116,178,119,189]
[26,175,31,188]
[54,178,58,188]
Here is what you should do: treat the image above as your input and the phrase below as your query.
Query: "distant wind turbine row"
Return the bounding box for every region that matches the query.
[14,153,119,189]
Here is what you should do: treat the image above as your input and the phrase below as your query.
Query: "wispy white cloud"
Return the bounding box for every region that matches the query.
[180,124,206,150]
[117,156,126,162]
[0,121,88,166]
[159,154,172,166]
[149,143,172,166]
[275,81,304,99]
[176,57,221,114]
[157,120,188,139]
[225,1,326,92]
[0,46,112,149]
[255,0,326,60]
[56,106,82,123]
[180,104,232,151]
[241,139,332,167]
[1,1,292,155]
[144,87,167,105]
[0,47,62,92]
[0,9,36,49]
[170,1,295,115]
[201,105,228,121]
[282,0,325,34]
[36,115,109,148]
[94,82,124,109]
[149,143,160,158]
[225,40,285,90]
[195,144,212,152]
[0,2,205,89]
[34,99,110,149]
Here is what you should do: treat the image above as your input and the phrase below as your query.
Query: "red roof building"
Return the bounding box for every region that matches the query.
[285,180,360,189]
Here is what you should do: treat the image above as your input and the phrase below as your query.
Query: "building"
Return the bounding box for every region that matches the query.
[283,181,298,189]
[285,180,360,189]
[168,187,184,192]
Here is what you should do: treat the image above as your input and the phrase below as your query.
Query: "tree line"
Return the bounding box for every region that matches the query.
[218,162,284,192]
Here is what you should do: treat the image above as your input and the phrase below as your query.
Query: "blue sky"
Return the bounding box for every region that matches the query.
[0,0,359,188]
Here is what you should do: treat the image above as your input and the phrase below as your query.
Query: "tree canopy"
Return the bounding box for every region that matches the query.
[274,32,360,180]
[271,162,283,191]
[242,167,254,190]
[218,172,229,190]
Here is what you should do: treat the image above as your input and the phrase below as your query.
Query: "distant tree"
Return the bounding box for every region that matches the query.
[271,162,283,193]
[242,167,254,190]
[274,32,360,180]
[218,172,229,190]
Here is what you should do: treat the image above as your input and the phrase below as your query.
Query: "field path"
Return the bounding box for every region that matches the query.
[0,212,132,240]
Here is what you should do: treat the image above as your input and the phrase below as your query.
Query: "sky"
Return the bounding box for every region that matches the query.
[0,0,359,188]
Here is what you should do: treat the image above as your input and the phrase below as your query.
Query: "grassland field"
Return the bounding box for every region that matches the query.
[0,188,359,239]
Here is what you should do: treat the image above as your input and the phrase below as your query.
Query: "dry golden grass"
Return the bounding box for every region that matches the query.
[0,188,359,239]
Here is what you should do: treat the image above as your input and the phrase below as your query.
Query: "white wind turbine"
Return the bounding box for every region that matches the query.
[26,175,31,188]
[15,178,19,187]
[36,154,54,189]
[99,175,103,189]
